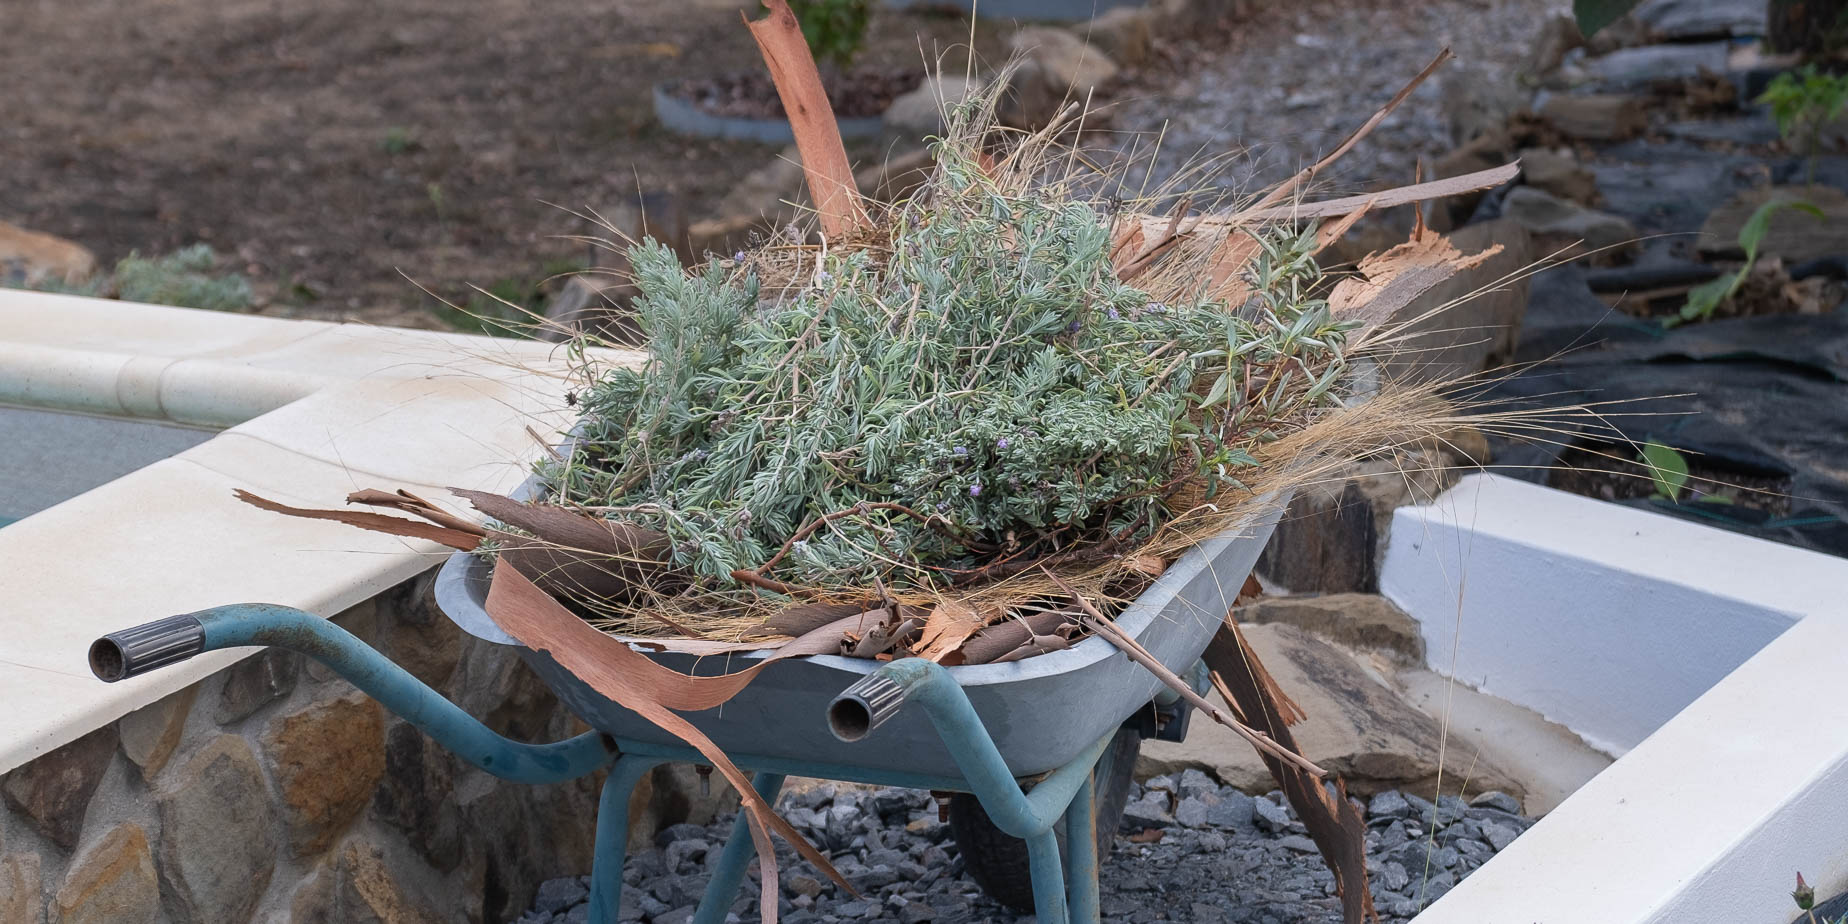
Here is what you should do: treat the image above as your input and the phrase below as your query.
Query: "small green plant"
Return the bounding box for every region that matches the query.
[7,244,251,311]
[1757,65,1848,185]
[1639,441,1689,501]
[1669,198,1824,328]
[1637,441,1733,505]
[780,0,872,72]
[110,244,253,312]
[430,258,584,339]
[1572,0,1640,38]
[425,182,448,222]
[1796,872,1819,924]
[379,126,419,155]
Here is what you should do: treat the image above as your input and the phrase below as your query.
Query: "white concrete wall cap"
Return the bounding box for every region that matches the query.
[0,290,638,773]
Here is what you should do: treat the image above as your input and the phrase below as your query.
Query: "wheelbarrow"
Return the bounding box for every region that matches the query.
[88,499,1286,923]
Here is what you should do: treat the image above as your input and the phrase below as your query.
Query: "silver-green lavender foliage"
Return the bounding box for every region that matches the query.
[544,149,1357,592]
[12,243,252,312]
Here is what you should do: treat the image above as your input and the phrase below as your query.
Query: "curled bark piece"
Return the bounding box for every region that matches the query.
[745,0,867,239]
[344,488,486,536]
[451,488,668,560]
[1203,617,1376,924]
[765,601,874,636]
[1325,231,1502,340]
[452,488,675,607]
[990,632,1071,663]
[233,490,484,551]
[959,610,1078,665]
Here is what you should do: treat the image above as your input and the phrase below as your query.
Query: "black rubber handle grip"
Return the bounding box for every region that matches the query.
[828,672,907,742]
[89,615,206,682]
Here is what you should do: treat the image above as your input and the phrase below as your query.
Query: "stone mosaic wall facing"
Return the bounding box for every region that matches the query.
[0,572,631,924]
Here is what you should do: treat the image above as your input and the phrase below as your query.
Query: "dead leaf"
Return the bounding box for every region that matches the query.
[1125,553,1167,579]
[765,602,874,636]
[234,490,484,550]
[485,562,863,923]
[1126,827,1165,843]
[451,488,668,560]
[1325,232,1502,340]
[1109,220,1146,273]
[913,600,989,662]
[1204,619,1376,924]
[989,632,1071,663]
[1204,230,1263,304]
[745,0,867,239]
[959,610,1077,665]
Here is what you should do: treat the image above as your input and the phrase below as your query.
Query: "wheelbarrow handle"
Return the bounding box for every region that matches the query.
[828,658,1111,841]
[88,605,615,785]
[827,671,908,742]
[90,614,207,682]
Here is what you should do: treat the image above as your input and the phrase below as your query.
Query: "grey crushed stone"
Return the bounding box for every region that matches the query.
[514,780,1535,923]
[1108,0,1565,201]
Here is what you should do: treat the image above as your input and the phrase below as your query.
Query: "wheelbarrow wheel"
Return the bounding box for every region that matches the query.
[947,726,1140,912]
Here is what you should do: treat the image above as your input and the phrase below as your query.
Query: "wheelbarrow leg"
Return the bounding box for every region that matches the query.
[588,756,661,924]
[1062,769,1101,924]
[830,660,1118,924]
[692,772,787,924]
[1026,828,1070,923]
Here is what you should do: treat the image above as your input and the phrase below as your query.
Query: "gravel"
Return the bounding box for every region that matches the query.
[1106,0,1564,203]
[513,778,1535,923]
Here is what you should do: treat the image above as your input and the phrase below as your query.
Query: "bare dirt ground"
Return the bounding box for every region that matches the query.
[4,0,1558,329]
[1,0,999,327]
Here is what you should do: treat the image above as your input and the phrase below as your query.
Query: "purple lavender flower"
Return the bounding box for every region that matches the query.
[733,251,745,263]
[1068,320,1082,332]
[936,500,950,512]
[969,482,982,497]
[953,446,968,457]
[1107,308,1120,320]
[996,437,1010,450]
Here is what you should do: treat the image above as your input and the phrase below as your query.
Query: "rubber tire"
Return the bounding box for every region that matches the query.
[948,727,1141,912]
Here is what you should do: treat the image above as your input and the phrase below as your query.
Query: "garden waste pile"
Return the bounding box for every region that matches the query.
[237,5,1554,921]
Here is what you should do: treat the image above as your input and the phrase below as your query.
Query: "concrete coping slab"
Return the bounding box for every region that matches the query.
[0,288,642,773]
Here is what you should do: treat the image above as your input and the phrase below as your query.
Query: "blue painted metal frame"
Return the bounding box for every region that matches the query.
[110,605,1111,924]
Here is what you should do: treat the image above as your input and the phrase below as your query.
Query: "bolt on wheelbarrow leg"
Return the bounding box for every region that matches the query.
[588,756,662,924]
[692,772,787,924]
[1063,769,1101,924]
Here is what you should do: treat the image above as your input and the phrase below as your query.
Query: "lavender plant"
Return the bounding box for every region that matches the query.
[542,133,1358,597]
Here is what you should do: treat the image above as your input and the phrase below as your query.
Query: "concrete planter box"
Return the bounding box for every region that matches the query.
[885,0,1145,22]
[1384,474,1848,923]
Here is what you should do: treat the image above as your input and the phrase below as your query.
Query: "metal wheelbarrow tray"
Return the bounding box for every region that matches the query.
[435,494,1284,781]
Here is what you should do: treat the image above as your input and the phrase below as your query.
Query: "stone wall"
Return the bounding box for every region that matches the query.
[0,571,642,924]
